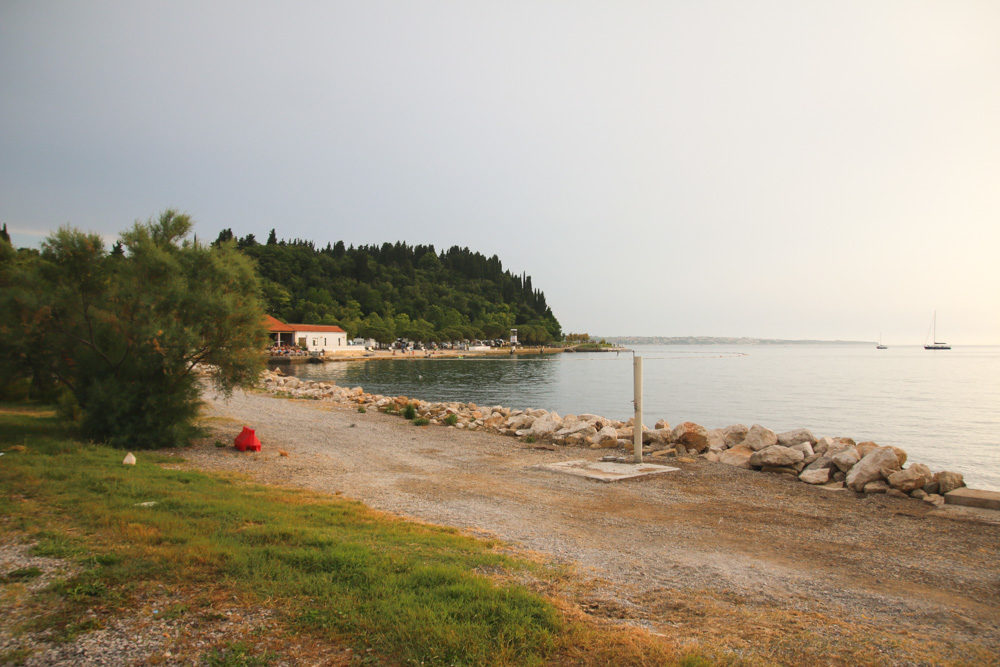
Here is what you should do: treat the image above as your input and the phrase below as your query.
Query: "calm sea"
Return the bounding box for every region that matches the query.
[275,344,1000,492]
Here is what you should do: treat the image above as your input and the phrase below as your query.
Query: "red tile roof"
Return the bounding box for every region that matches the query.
[287,324,346,333]
[263,315,294,333]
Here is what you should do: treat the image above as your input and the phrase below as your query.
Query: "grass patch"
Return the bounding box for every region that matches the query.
[0,405,565,664]
[2,566,43,583]
[357,406,366,413]
[203,641,275,666]
[413,417,430,426]
[0,646,34,665]
[402,403,417,420]
[443,413,458,426]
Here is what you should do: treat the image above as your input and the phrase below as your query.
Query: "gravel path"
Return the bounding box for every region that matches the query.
[191,389,1000,658]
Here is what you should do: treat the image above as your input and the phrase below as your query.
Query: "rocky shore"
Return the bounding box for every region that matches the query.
[259,369,972,508]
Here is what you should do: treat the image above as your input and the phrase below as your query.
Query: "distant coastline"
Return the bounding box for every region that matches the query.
[602,336,870,346]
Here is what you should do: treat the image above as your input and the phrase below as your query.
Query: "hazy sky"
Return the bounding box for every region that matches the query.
[2,1,998,343]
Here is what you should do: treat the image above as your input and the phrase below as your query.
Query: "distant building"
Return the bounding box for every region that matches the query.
[264,316,347,353]
[286,323,348,353]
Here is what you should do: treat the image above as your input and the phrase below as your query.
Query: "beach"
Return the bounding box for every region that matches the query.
[189,386,1000,663]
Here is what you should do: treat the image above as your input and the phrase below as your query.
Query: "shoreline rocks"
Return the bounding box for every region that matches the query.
[254,368,972,510]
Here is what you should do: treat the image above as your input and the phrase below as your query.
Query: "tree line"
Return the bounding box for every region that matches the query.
[0,212,565,448]
[214,228,562,345]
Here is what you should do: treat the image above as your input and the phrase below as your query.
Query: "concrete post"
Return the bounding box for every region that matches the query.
[633,355,643,463]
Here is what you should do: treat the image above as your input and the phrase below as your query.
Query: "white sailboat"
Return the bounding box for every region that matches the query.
[876,333,887,350]
[924,311,951,350]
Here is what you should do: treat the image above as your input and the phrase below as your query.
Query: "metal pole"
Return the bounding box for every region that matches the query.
[633,355,643,463]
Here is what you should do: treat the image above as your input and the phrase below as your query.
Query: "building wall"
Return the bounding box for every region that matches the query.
[294,329,348,352]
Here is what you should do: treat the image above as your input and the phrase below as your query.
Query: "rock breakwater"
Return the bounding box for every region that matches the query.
[258,369,967,507]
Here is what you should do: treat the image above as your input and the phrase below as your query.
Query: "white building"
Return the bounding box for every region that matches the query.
[287,324,348,353]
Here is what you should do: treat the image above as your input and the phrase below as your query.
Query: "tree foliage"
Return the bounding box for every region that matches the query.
[0,211,267,448]
[212,231,562,344]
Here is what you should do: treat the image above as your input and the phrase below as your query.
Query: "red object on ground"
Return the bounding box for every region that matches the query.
[234,426,261,452]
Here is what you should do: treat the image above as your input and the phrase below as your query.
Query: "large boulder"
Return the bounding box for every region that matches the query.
[555,421,598,439]
[705,429,728,452]
[507,414,535,430]
[528,413,562,438]
[760,465,799,477]
[671,422,709,453]
[831,447,860,473]
[856,441,880,458]
[647,428,672,445]
[887,464,933,493]
[789,442,815,458]
[799,467,831,485]
[589,425,620,448]
[743,424,778,451]
[846,447,902,492]
[777,428,816,446]
[813,437,834,455]
[719,444,753,468]
[749,445,804,468]
[863,480,890,494]
[483,413,506,430]
[890,447,907,467]
[721,424,749,447]
[803,455,834,472]
[934,471,965,494]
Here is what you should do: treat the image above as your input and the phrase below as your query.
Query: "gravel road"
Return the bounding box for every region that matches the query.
[192,389,1000,659]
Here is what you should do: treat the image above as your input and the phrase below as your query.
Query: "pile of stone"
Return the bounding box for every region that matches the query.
[257,369,965,505]
[687,423,966,505]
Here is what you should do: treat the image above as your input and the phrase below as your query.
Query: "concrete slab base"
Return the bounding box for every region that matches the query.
[536,459,679,483]
[945,488,1000,511]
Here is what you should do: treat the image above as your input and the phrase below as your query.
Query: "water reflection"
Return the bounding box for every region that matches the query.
[280,357,564,410]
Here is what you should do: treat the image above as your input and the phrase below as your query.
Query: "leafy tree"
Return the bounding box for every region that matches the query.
[0,242,57,400]
[213,228,234,246]
[2,211,267,448]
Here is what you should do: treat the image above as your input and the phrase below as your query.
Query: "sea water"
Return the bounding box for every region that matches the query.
[276,344,1000,492]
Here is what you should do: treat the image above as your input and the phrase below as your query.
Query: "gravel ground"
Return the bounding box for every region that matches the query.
[186,389,1000,658]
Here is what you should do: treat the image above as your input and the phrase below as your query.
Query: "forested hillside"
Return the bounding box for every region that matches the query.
[214,229,562,344]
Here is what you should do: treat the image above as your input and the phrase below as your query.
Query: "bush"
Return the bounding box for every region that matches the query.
[444,413,458,426]
[357,406,367,413]
[413,417,430,426]
[402,403,417,420]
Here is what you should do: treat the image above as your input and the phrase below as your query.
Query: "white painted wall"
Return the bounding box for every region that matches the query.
[294,329,347,353]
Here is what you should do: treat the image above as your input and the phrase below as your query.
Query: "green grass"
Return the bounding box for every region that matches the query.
[204,641,275,666]
[444,413,459,426]
[1,566,43,583]
[0,404,563,665]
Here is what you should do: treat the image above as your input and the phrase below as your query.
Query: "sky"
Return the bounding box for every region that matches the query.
[2,1,998,344]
